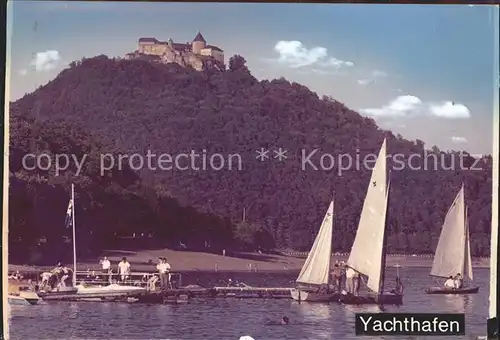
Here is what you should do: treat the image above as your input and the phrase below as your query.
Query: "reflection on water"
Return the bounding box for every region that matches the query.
[443,294,465,311]
[343,303,384,315]
[294,302,331,319]
[8,267,489,340]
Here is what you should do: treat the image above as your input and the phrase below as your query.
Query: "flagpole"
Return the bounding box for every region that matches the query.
[71,183,77,285]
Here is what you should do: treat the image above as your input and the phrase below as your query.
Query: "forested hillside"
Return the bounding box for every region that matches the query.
[9,55,492,262]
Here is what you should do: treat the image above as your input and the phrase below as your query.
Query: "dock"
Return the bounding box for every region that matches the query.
[133,287,293,303]
[134,288,216,304]
[27,270,295,303]
[38,286,293,303]
[213,286,293,299]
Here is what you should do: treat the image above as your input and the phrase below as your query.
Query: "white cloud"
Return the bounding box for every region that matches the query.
[30,50,61,72]
[325,57,354,68]
[429,101,470,119]
[357,79,371,86]
[357,69,388,86]
[18,69,27,76]
[360,95,422,117]
[272,40,354,70]
[361,96,471,119]
[451,136,468,143]
[372,70,387,78]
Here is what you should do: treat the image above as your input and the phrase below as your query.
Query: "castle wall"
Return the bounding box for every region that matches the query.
[138,42,153,54]
[140,43,168,56]
[136,37,222,71]
[200,48,224,65]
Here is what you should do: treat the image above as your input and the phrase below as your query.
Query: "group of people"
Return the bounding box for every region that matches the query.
[330,261,404,296]
[330,261,362,295]
[99,256,131,282]
[99,256,172,290]
[39,262,73,290]
[444,273,463,289]
[8,270,24,281]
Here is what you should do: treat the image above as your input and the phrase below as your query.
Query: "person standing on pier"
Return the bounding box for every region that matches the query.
[100,256,111,283]
[118,257,131,282]
[163,257,172,289]
[100,256,111,274]
[157,257,168,290]
[59,266,70,288]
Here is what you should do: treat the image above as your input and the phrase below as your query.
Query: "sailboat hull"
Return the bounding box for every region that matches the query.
[338,292,403,305]
[425,286,479,295]
[291,289,340,302]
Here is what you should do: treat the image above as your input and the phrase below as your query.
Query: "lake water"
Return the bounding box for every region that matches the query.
[8,267,489,340]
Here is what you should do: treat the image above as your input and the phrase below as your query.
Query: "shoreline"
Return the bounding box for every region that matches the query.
[8,249,490,274]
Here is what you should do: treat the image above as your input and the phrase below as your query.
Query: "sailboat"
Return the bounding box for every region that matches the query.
[425,185,479,295]
[39,184,146,301]
[291,200,340,302]
[338,138,403,305]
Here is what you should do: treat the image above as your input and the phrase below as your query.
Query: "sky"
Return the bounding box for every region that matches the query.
[7,2,499,155]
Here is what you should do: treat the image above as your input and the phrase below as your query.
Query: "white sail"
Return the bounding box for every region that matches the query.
[296,201,334,285]
[430,185,469,279]
[366,180,390,294]
[347,139,388,285]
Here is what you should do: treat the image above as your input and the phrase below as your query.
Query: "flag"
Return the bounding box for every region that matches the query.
[65,199,73,229]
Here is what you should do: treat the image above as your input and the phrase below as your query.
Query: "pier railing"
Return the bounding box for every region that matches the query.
[75,271,182,291]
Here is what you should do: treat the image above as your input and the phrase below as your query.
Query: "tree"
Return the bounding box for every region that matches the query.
[233,221,264,249]
[228,54,249,73]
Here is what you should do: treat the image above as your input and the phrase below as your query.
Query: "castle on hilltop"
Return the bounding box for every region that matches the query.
[125,32,225,71]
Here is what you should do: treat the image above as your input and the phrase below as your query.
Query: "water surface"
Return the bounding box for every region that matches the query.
[8,267,488,339]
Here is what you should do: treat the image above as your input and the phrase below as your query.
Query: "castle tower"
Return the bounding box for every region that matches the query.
[192,32,206,54]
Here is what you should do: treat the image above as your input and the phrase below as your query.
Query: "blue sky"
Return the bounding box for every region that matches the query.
[7,2,498,154]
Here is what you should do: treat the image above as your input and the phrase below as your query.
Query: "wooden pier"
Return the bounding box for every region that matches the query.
[133,287,293,303]
[135,288,216,304]
[25,270,295,303]
[213,286,292,299]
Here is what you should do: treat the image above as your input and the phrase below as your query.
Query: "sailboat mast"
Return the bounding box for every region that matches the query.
[461,184,467,278]
[71,183,77,285]
[463,204,467,278]
[378,177,390,297]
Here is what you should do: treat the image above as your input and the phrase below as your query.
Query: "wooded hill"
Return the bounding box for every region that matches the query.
[8,55,492,264]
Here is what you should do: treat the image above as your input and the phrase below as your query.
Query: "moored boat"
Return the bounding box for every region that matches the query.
[8,291,40,306]
[38,284,146,301]
[75,283,146,295]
